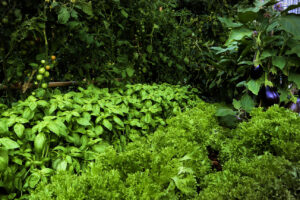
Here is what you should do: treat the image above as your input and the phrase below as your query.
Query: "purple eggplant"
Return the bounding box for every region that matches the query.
[287,98,300,113]
[260,86,280,106]
[250,65,263,80]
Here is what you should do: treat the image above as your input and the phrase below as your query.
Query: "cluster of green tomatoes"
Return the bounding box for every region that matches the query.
[34,55,56,89]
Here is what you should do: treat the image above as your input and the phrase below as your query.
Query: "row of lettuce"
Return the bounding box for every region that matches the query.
[0,84,299,199]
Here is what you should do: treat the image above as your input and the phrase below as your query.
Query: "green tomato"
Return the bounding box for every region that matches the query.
[34,81,38,85]
[41,60,46,64]
[184,57,189,64]
[2,1,7,6]
[41,83,48,88]
[44,71,50,77]
[39,67,46,74]
[37,74,43,81]
[32,92,36,95]
[133,52,139,60]
[142,67,147,73]
[2,18,8,24]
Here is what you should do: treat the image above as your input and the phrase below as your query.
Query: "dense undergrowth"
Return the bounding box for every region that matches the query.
[30,102,300,200]
[0,84,200,199]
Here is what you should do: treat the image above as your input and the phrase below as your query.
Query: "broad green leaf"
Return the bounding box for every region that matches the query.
[225,28,252,46]
[103,119,112,131]
[0,119,8,134]
[218,17,243,28]
[58,7,70,24]
[288,73,300,88]
[237,7,259,23]
[215,108,236,117]
[49,103,57,114]
[14,124,25,138]
[246,79,261,95]
[233,99,241,110]
[272,56,286,70]
[286,43,300,57]
[278,15,300,37]
[77,118,91,126]
[28,173,40,188]
[47,120,67,136]
[29,102,37,111]
[7,116,17,127]
[278,88,289,102]
[40,168,54,175]
[129,119,141,127]
[113,116,124,127]
[56,160,67,171]
[22,108,34,120]
[77,1,93,16]
[126,67,135,77]
[0,138,20,149]
[241,94,255,113]
[260,49,277,60]
[92,143,109,153]
[12,157,22,165]
[47,122,60,136]
[37,100,49,107]
[94,125,103,135]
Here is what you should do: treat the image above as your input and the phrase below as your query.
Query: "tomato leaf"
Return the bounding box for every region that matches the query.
[58,7,70,24]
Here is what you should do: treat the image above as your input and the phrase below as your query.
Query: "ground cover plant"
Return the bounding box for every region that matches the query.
[30,102,300,200]
[0,83,200,199]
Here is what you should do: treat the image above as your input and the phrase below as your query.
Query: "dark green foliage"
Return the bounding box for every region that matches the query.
[221,105,300,162]
[30,102,221,199]
[0,0,207,101]
[199,153,300,200]
[0,83,200,199]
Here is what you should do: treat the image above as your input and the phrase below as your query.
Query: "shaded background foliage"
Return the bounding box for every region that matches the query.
[0,0,251,104]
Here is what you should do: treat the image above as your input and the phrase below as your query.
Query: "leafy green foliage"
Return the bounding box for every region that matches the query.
[0,0,216,103]
[0,83,200,199]
[220,105,300,162]
[204,0,300,110]
[30,102,221,199]
[199,153,300,200]
[30,102,300,200]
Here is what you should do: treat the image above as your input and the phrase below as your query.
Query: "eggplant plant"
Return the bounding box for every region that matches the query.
[215,0,300,111]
